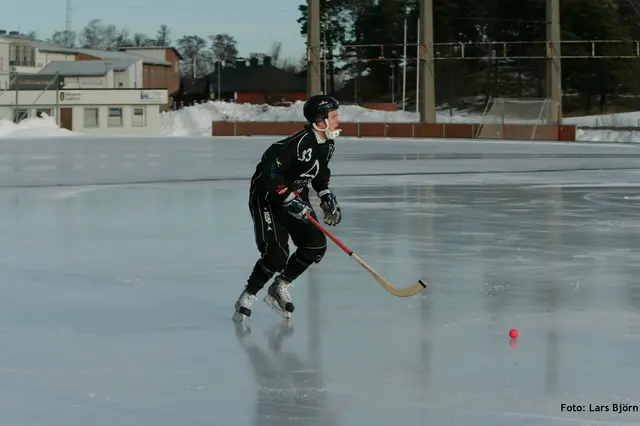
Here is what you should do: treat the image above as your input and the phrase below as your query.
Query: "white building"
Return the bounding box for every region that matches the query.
[0,30,181,134]
[0,87,168,134]
[0,34,77,87]
[39,59,144,89]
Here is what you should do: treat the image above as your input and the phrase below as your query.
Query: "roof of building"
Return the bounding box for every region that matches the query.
[39,59,138,76]
[117,46,184,60]
[204,59,307,93]
[179,76,209,96]
[0,34,173,66]
[0,37,79,55]
[74,48,171,66]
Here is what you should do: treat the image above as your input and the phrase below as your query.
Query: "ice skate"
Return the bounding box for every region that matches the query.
[263,276,294,320]
[232,289,257,323]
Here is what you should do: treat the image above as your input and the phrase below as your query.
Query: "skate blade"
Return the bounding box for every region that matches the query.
[263,295,292,320]
[232,311,248,323]
[233,320,252,336]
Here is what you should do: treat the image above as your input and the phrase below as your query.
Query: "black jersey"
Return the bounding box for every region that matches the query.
[250,126,336,203]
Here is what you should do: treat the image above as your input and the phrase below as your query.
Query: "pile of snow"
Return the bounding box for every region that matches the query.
[563,111,640,128]
[158,100,500,137]
[159,100,426,136]
[563,111,640,143]
[160,101,640,143]
[3,101,640,143]
[0,114,77,138]
[576,128,640,143]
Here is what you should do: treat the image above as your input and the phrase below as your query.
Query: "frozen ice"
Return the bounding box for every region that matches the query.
[0,137,640,425]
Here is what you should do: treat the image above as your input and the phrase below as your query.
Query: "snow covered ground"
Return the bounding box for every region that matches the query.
[2,100,640,143]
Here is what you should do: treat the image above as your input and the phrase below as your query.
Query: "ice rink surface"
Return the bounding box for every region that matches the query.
[1,137,640,425]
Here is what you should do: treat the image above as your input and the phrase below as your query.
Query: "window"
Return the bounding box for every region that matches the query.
[8,43,35,66]
[132,107,145,126]
[9,45,16,65]
[107,107,123,127]
[36,109,52,118]
[13,108,28,123]
[83,108,99,127]
[0,57,3,71]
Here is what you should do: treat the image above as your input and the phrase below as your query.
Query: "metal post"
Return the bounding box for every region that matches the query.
[15,75,18,123]
[416,19,420,113]
[391,66,395,104]
[307,0,322,97]
[419,0,436,123]
[55,73,60,126]
[217,61,222,100]
[323,21,328,94]
[546,0,562,121]
[402,17,407,111]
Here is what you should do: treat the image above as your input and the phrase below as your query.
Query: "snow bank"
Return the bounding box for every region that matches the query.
[563,111,640,128]
[3,101,640,143]
[576,128,640,143]
[159,100,423,136]
[0,114,77,138]
[158,101,495,137]
[566,111,640,143]
[159,102,640,143]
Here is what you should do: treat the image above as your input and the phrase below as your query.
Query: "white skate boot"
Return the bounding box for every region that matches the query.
[263,276,294,320]
[233,289,257,323]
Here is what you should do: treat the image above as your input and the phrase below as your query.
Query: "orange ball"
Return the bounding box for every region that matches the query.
[509,328,519,339]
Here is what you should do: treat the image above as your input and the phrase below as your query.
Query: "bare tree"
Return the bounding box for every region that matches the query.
[156,25,171,46]
[269,41,282,66]
[177,35,212,77]
[210,33,238,63]
[48,30,76,47]
[78,19,104,49]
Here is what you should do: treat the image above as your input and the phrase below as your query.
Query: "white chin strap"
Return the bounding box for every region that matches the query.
[313,119,341,141]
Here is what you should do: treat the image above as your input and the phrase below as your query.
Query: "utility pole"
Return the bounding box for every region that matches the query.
[546,0,562,121]
[419,0,436,123]
[307,0,322,97]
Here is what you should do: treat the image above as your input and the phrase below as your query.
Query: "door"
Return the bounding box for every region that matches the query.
[60,107,72,131]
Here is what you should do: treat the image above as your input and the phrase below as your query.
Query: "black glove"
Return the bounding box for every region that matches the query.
[318,189,341,226]
[283,192,311,221]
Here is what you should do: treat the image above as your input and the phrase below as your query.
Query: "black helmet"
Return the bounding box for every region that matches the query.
[303,95,339,125]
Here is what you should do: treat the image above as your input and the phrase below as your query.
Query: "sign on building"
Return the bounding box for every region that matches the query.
[9,73,63,90]
[59,91,81,102]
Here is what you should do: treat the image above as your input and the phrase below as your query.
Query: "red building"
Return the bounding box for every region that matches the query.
[173,56,307,107]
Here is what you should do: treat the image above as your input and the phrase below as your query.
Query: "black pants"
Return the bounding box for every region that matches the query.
[245,189,327,295]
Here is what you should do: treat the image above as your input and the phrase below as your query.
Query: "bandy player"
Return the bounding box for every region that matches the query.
[233,95,343,321]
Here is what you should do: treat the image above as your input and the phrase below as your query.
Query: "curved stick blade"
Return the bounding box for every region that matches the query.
[373,274,427,298]
[353,253,428,297]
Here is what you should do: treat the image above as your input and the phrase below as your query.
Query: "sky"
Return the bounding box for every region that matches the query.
[3,0,307,61]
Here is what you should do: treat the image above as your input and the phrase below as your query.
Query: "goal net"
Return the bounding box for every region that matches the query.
[475,98,561,140]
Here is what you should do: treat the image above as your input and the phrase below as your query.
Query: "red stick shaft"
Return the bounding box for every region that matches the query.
[306,214,353,255]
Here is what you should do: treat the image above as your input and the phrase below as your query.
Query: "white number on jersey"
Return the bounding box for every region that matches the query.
[300,148,312,162]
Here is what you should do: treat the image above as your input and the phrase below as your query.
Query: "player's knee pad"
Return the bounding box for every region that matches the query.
[301,243,327,264]
[261,248,289,273]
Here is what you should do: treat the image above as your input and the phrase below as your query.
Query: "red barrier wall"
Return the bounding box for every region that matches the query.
[211,122,576,141]
[361,103,398,111]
